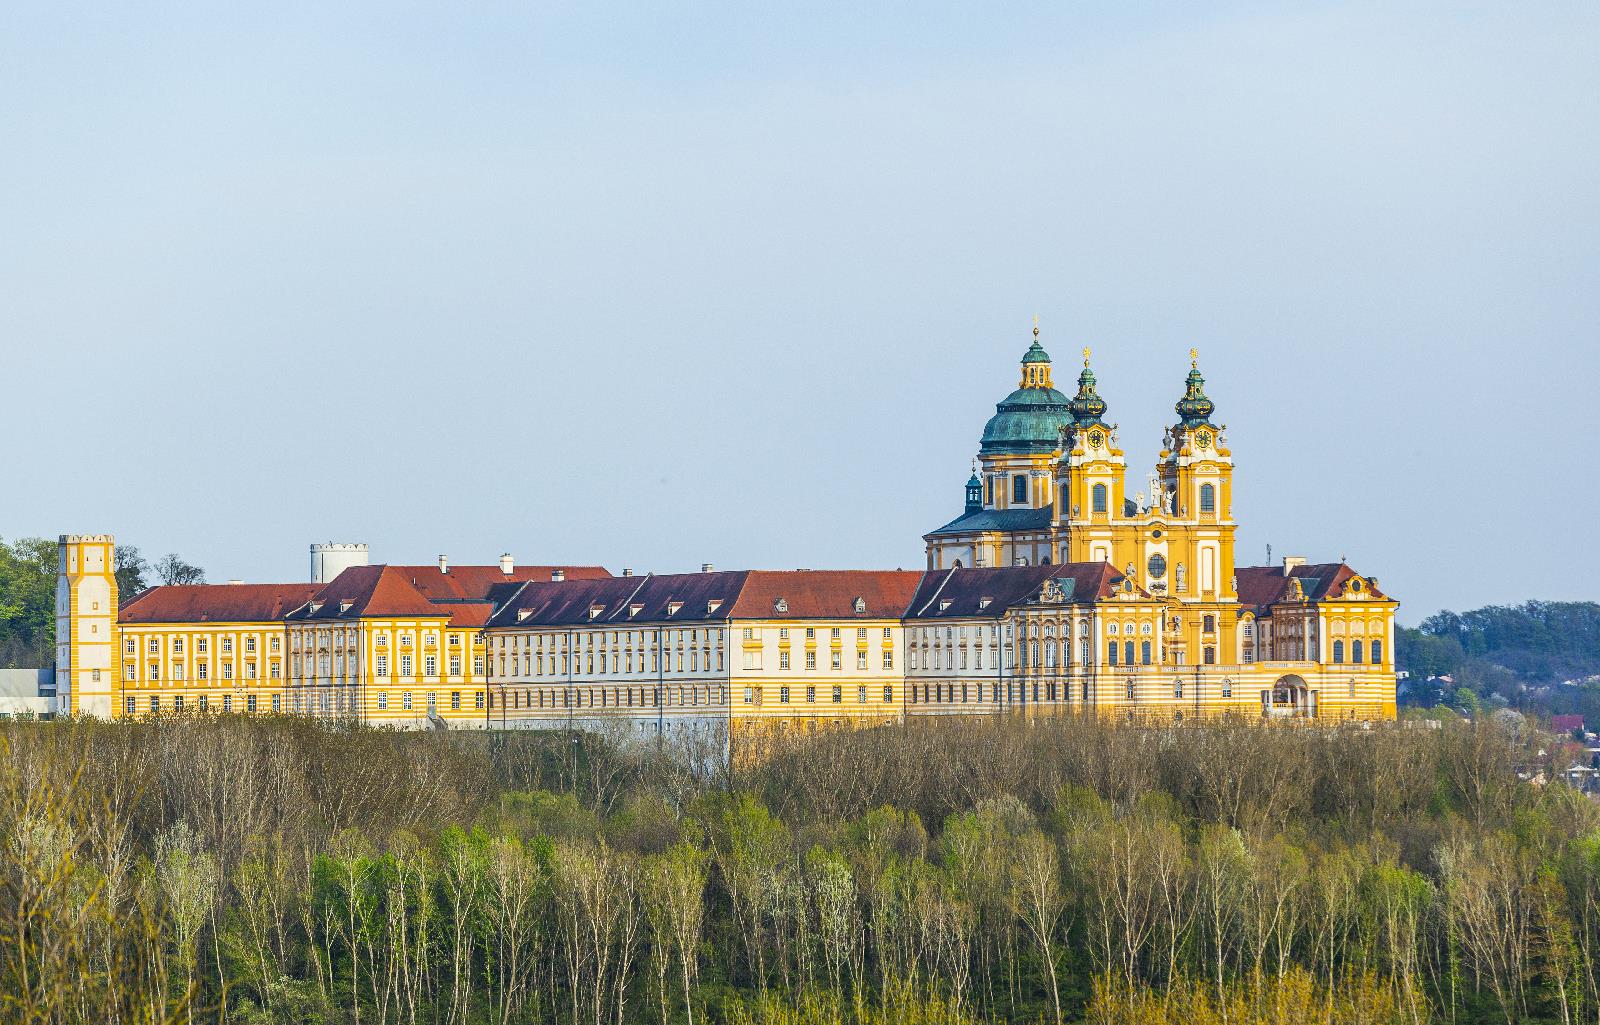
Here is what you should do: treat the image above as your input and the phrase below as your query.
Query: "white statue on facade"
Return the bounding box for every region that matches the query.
[1176,563,1187,592]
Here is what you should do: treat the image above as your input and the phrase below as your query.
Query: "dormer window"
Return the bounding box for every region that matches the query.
[628,603,643,618]
[308,602,323,614]
[938,600,952,612]
[774,598,788,614]
[707,600,723,615]
[667,601,683,617]
[978,597,992,610]
[853,597,866,614]
[338,601,353,614]
[589,605,605,620]
[517,609,533,622]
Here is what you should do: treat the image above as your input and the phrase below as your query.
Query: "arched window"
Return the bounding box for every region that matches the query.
[1332,640,1345,664]
[1351,640,1363,664]
[1045,640,1057,667]
[1141,640,1152,665]
[1126,679,1136,702]
[1221,678,1232,697]
[1013,474,1028,504]
[1124,640,1135,665]
[1174,678,1183,699]
[1092,483,1108,514]
[1371,640,1383,664]
[1109,643,1119,666]
[1199,483,1216,513]
[1203,646,1216,665]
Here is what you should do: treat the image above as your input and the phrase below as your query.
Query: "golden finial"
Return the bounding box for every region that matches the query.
[1032,314,1040,338]
[1082,346,1092,367]
[1189,347,1199,368]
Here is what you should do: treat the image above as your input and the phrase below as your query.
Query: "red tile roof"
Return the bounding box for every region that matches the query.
[286,565,444,621]
[119,583,321,624]
[729,570,923,620]
[394,565,610,602]
[1235,563,1390,610]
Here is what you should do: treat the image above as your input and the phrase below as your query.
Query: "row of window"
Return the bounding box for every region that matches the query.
[128,661,279,682]
[488,685,730,710]
[743,684,895,705]
[128,693,281,714]
[1331,640,1383,664]
[745,650,893,671]
[127,635,277,655]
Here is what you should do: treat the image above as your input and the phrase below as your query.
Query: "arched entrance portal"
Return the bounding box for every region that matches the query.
[1264,675,1314,718]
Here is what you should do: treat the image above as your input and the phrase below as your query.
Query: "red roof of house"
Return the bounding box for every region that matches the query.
[728,570,924,620]
[120,583,322,624]
[1235,563,1390,610]
[394,564,610,602]
[285,565,443,621]
[1552,714,1586,733]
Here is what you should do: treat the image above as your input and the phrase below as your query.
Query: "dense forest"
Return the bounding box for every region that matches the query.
[3,714,1598,1025]
[1397,602,1600,722]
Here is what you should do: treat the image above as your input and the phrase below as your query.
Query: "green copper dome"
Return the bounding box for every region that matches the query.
[979,326,1072,455]
[1174,352,1215,427]
[979,385,1074,454]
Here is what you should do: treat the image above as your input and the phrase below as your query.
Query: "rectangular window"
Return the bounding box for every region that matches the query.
[1108,644,1119,666]
[449,655,461,675]
[779,651,791,670]
[831,685,842,704]
[149,696,159,713]
[881,651,893,670]
[805,627,816,640]
[805,651,817,670]
[400,655,413,676]
[271,694,280,713]
[174,664,185,681]
[830,627,841,640]
[222,663,233,680]
[378,692,388,710]
[779,685,790,703]
[424,656,437,676]
[174,695,185,711]
[221,637,232,654]
[743,687,754,703]
[806,685,816,702]
[857,685,867,703]
[247,694,257,712]
[743,652,757,670]
[221,695,231,712]
[1012,474,1028,504]
[1203,646,1216,665]
[856,651,868,670]
[123,663,135,681]
[883,685,893,703]
[475,691,484,709]
[831,652,842,671]
[450,691,461,709]
[125,638,135,654]
[124,696,135,715]
[376,655,389,676]
[403,692,413,710]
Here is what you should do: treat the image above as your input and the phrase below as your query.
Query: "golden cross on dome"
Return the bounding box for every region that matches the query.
[1082,346,1092,367]
[1032,314,1040,338]
[1189,347,1199,368]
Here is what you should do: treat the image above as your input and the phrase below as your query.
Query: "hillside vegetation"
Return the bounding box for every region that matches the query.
[1399,601,1600,722]
[1,714,1597,1025]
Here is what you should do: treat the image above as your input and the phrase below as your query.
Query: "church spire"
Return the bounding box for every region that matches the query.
[1174,348,1216,428]
[1068,346,1109,427]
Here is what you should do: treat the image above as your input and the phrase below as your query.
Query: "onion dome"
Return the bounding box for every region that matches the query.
[978,323,1074,455]
[1174,348,1215,427]
[1068,347,1110,427]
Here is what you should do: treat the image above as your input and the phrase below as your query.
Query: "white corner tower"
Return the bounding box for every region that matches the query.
[56,534,118,718]
[310,542,369,584]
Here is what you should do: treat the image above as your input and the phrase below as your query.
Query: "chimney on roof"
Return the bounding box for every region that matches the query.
[622,568,633,577]
[499,553,514,575]
[1282,556,1306,575]
[551,569,565,582]
[438,555,448,574]
[701,563,714,573]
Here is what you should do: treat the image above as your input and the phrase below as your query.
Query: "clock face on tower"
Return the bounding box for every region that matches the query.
[1088,430,1104,449]
[1196,431,1211,448]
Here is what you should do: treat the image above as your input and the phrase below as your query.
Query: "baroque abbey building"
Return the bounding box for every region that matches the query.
[54,325,1396,740]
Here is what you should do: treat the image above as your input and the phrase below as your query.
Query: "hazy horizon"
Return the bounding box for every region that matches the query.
[4,2,1596,625]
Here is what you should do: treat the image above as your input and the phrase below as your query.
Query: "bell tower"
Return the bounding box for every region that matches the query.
[1156,351,1237,600]
[1055,348,1128,566]
[56,534,119,717]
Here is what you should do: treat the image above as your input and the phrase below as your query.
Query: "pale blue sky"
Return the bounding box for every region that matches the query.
[3,2,1596,622]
